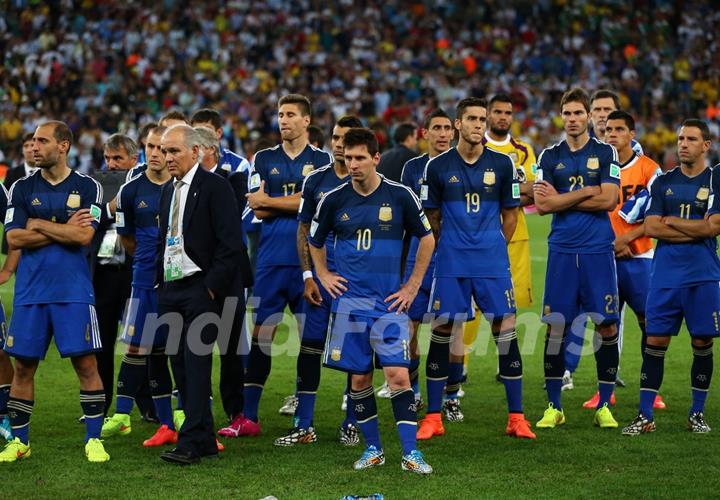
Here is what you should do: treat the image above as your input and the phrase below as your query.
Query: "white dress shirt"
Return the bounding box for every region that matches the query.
[165,163,202,278]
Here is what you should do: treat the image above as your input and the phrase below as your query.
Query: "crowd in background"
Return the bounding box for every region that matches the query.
[1,0,719,170]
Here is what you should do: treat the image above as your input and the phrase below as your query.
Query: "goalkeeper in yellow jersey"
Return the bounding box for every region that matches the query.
[463,94,536,382]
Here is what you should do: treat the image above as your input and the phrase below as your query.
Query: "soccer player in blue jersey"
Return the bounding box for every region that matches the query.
[238,94,332,436]
[309,127,435,474]
[418,98,535,441]
[400,109,453,410]
[101,125,178,447]
[274,115,364,447]
[563,89,644,391]
[0,121,110,463]
[0,184,20,442]
[532,88,622,429]
[623,119,719,435]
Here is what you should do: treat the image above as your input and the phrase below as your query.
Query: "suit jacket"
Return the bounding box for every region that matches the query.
[210,167,253,290]
[377,144,417,183]
[156,166,245,298]
[2,165,29,254]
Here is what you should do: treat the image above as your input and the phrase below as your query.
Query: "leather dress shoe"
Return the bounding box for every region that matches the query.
[160,447,200,465]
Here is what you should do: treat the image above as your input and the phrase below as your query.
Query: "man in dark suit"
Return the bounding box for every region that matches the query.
[156,125,244,464]
[3,132,36,255]
[376,122,418,182]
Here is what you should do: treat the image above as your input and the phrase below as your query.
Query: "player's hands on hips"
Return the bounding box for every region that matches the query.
[303,276,323,306]
[245,181,270,209]
[385,280,420,314]
[317,270,348,299]
[67,209,95,227]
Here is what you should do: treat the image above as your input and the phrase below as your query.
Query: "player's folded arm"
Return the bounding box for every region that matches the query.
[533,185,592,215]
[644,215,697,242]
[574,182,620,212]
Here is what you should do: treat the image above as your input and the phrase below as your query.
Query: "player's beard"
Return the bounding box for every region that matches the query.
[460,130,482,147]
[34,153,57,169]
[490,125,510,137]
[567,124,588,140]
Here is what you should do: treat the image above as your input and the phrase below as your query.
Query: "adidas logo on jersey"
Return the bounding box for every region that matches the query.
[31,198,42,206]
[555,163,565,170]
[448,176,460,183]
[340,213,350,221]
[665,188,674,196]
[270,168,280,175]
[137,200,148,209]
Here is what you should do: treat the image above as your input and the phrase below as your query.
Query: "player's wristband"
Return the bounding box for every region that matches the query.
[302,270,314,281]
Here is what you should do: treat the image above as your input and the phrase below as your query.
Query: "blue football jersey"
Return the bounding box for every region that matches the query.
[646,166,720,288]
[298,164,349,271]
[5,170,102,305]
[249,144,332,267]
[116,173,162,289]
[0,184,7,223]
[423,147,520,278]
[219,148,251,174]
[537,137,620,253]
[401,154,436,283]
[309,177,432,317]
[126,163,147,182]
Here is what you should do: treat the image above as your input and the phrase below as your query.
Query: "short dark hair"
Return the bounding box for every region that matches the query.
[591,89,621,110]
[190,108,223,130]
[336,115,363,128]
[681,119,712,141]
[456,97,487,120]
[489,93,513,111]
[159,110,188,126]
[343,128,379,156]
[22,132,34,144]
[278,94,312,117]
[138,122,158,144]
[105,133,138,157]
[41,120,73,147]
[393,122,417,144]
[606,110,635,131]
[561,88,590,113]
[307,125,324,148]
[424,108,451,129]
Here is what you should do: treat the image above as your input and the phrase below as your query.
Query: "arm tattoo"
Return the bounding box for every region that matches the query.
[297,222,313,272]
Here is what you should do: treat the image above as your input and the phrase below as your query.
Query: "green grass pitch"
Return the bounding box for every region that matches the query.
[3,214,719,499]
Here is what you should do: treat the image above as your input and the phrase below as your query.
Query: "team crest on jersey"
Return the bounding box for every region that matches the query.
[483,171,496,185]
[32,197,42,206]
[378,205,392,222]
[509,152,519,164]
[137,200,148,209]
[331,348,342,361]
[432,298,441,311]
[302,164,313,177]
[66,193,81,208]
[586,157,600,170]
[696,187,710,201]
[127,325,135,337]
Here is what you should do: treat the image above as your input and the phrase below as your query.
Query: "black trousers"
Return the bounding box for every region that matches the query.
[93,263,132,413]
[159,273,225,457]
[218,291,246,420]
